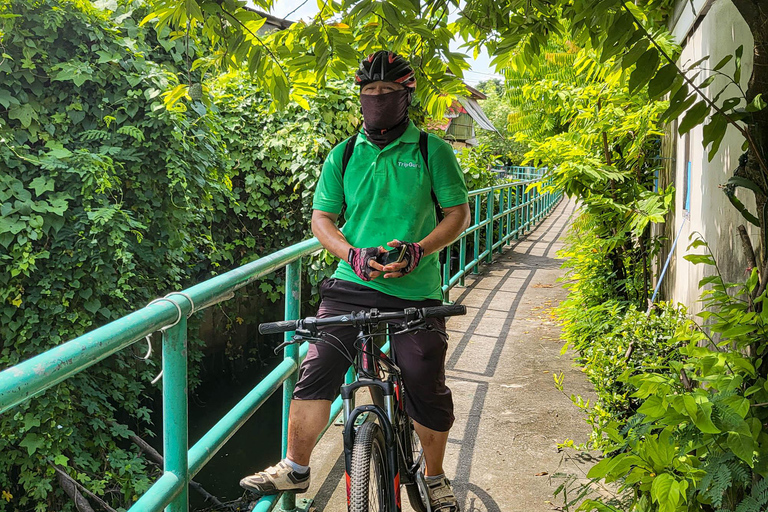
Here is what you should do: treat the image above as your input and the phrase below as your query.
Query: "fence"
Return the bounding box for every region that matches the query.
[0,171,561,512]
[490,165,546,181]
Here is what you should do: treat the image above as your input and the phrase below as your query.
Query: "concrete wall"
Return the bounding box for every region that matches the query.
[658,0,755,313]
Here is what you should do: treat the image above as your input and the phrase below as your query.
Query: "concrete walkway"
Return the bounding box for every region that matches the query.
[303,198,596,512]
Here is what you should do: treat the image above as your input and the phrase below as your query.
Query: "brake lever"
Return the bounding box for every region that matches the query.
[273,333,323,355]
[392,322,447,338]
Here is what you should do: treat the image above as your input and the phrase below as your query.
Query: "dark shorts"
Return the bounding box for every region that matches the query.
[293,278,454,432]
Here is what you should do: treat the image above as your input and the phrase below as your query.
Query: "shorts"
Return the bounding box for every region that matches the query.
[292,278,454,432]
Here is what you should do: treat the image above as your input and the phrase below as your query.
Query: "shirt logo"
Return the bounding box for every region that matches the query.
[398,161,421,168]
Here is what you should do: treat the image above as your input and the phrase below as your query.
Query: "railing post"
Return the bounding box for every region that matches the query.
[505,186,512,245]
[524,187,530,231]
[163,320,189,512]
[442,246,451,303]
[282,259,301,512]
[515,185,521,240]
[485,189,494,263]
[497,188,504,254]
[459,236,466,287]
[473,195,481,273]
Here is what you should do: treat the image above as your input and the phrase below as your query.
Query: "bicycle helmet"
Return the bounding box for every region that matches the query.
[355,51,416,88]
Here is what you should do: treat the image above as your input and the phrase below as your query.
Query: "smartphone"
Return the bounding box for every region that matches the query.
[376,246,407,266]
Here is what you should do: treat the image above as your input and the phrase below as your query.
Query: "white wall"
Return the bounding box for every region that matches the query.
[662,0,755,312]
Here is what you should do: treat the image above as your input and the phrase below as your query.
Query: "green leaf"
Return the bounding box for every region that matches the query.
[684,254,716,265]
[678,100,710,135]
[587,455,618,479]
[727,176,767,196]
[712,54,733,71]
[735,45,744,83]
[648,64,678,99]
[721,395,750,418]
[84,299,101,314]
[29,177,55,196]
[19,434,45,455]
[0,88,19,109]
[727,431,755,466]
[0,216,24,234]
[703,114,728,160]
[638,395,667,418]
[629,48,660,93]
[662,85,696,123]
[23,413,41,431]
[746,93,767,113]
[698,75,716,89]
[692,402,720,433]
[600,12,635,63]
[621,40,649,70]
[723,186,760,225]
[651,473,679,508]
[8,104,36,128]
[721,324,758,338]
[53,454,69,466]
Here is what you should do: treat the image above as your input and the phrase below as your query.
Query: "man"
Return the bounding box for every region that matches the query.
[240,50,470,512]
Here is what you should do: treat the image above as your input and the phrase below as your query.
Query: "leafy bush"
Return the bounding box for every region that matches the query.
[571,303,686,429]
[0,0,226,508]
[569,240,768,512]
[455,143,501,192]
[0,0,359,509]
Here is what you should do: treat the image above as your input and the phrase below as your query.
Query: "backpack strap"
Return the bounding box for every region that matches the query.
[339,135,357,219]
[419,131,447,267]
[419,130,444,225]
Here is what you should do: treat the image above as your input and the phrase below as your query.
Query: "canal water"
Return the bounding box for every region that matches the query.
[187,355,284,510]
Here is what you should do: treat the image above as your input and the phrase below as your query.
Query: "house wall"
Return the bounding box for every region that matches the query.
[659,0,756,313]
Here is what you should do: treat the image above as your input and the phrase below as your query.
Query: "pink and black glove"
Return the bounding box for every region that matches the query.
[395,241,423,275]
[347,247,382,281]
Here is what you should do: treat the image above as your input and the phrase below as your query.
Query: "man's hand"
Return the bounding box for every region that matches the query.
[379,240,423,278]
[347,246,387,281]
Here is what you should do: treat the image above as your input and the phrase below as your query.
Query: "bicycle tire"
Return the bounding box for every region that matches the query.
[350,421,392,512]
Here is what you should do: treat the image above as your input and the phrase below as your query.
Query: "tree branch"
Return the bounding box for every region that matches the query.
[50,463,112,512]
[127,434,227,508]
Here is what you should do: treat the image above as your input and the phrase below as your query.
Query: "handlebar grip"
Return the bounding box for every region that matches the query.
[422,304,466,318]
[259,319,299,334]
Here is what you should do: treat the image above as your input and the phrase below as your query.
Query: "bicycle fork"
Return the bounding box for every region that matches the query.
[341,380,402,512]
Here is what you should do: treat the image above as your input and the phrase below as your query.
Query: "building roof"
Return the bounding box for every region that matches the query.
[457,96,498,133]
[464,83,487,100]
[244,6,293,32]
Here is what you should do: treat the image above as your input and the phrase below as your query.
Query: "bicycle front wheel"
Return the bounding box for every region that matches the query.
[350,421,393,512]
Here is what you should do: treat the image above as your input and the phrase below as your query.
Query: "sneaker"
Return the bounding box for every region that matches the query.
[239,460,311,496]
[426,475,460,511]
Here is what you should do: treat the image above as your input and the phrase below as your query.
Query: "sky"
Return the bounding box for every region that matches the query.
[264,0,503,86]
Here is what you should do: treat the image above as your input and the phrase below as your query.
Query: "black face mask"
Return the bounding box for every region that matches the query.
[360,89,411,149]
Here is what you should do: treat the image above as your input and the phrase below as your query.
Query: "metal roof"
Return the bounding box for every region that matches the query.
[457,96,499,133]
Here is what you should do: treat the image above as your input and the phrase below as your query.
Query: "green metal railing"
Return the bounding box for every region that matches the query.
[0,170,561,512]
[491,165,546,181]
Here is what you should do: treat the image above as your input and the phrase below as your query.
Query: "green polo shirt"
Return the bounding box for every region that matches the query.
[313,121,468,301]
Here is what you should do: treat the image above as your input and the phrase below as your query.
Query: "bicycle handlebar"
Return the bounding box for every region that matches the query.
[258,304,466,335]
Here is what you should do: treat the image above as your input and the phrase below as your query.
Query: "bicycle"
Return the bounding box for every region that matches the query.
[259,304,466,512]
